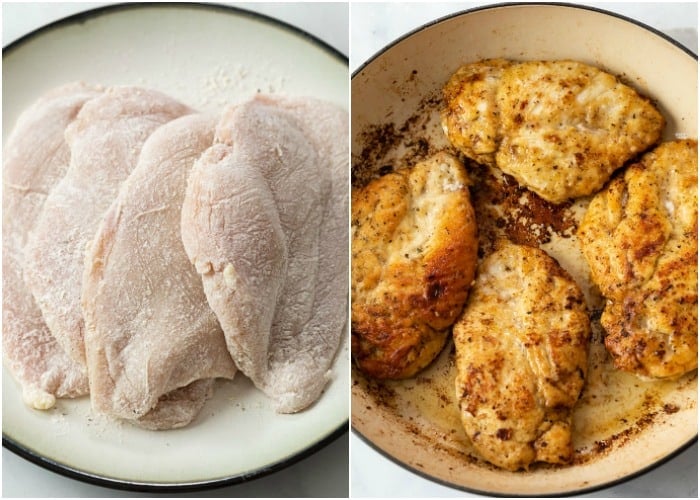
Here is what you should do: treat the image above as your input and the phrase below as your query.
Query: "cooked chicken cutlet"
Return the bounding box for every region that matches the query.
[352,152,478,379]
[578,140,698,379]
[453,242,590,471]
[441,58,510,167]
[442,59,665,204]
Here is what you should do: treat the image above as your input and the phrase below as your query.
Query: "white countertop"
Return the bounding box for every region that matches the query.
[350,1,697,71]
[1,2,348,497]
[350,1,698,498]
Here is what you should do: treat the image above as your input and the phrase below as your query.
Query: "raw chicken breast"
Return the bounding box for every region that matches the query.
[244,94,349,402]
[23,87,191,368]
[181,95,348,413]
[136,379,216,431]
[2,82,102,409]
[82,113,236,429]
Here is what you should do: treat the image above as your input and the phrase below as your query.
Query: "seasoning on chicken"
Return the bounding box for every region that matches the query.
[453,242,590,471]
[578,139,698,379]
[352,152,478,379]
[442,59,665,204]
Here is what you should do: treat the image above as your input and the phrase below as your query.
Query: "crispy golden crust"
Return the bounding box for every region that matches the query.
[578,140,698,379]
[441,58,510,167]
[351,152,478,379]
[453,242,590,471]
[442,59,665,204]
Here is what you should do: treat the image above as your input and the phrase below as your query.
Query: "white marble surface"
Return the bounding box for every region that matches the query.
[350,2,697,71]
[1,2,348,497]
[350,2,698,498]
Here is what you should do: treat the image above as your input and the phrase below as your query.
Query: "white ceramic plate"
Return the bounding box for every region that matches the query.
[2,3,349,491]
[351,3,697,496]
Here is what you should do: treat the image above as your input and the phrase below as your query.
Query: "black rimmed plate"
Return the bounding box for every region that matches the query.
[3,2,348,491]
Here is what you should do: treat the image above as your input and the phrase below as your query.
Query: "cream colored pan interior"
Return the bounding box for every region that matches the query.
[351,4,697,496]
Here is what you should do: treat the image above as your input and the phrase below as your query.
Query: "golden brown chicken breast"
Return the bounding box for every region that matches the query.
[453,242,590,471]
[578,140,698,379]
[441,58,510,167]
[352,152,478,379]
[442,59,665,204]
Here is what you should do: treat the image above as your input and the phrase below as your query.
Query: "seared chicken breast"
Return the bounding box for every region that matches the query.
[453,242,590,471]
[441,58,510,167]
[442,59,665,204]
[352,152,478,379]
[578,140,698,379]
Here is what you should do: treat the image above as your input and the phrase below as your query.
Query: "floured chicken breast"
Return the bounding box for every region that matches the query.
[82,114,236,429]
[136,379,217,431]
[453,242,590,471]
[442,59,665,204]
[352,152,478,379]
[3,82,102,409]
[181,96,348,413]
[578,140,698,379]
[23,87,191,368]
